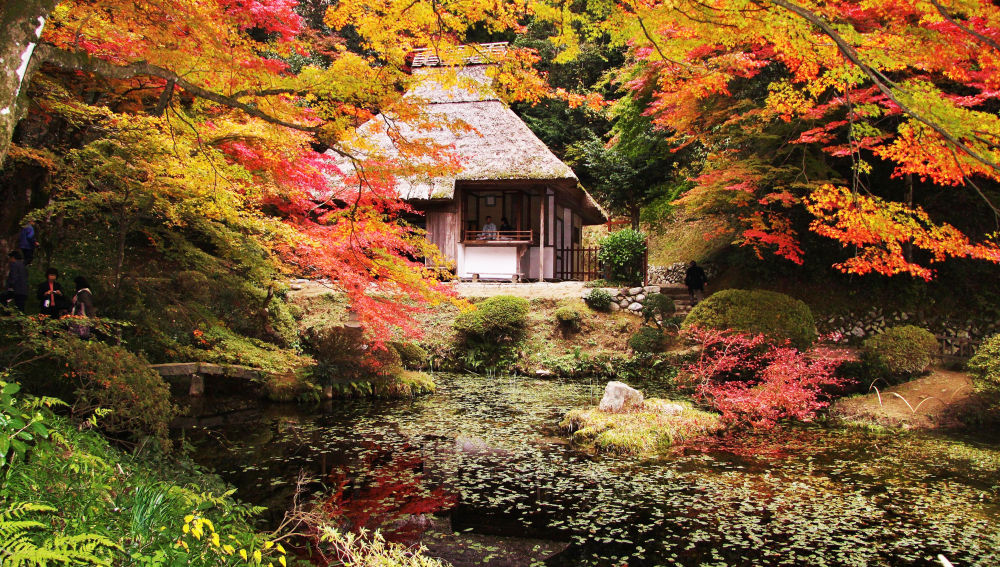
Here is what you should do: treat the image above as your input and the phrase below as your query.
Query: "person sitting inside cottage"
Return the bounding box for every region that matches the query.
[480,216,498,240]
[499,217,513,238]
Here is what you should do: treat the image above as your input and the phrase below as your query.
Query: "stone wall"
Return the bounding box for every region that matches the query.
[583,285,664,313]
[647,262,718,285]
[819,307,998,356]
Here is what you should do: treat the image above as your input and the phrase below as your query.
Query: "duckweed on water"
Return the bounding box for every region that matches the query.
[188,373,1000,566]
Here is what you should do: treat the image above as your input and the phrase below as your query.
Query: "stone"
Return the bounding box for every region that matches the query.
[609,303,621,312]
[290,284,303,290]
[535,369,554,377]
[628,302,643,311]
[851,326,865,337]
[620,299,630,308]
[644,285,660,294]
[629,286,644,295]
[598,381,644,413]
[635,294,646,302]
[658,403,685,416]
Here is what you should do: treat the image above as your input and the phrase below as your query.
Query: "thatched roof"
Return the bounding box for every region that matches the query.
[324,65,606,224]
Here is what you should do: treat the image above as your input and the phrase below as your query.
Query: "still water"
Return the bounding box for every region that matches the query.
[186,373,1000,566]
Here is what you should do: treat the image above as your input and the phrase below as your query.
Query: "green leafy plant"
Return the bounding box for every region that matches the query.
[862,325,939,383]
[555,305,582,333]
[453,295,529,370]
[968,333,1000,391]
[584,288,614,311]
[48,340,176,449]
[0,502,119,566]
[682,289,817,349]
[391,342,429,369]
[0,380,64,478]
[628,326,667,354]
[598,228,647,285]
[641,293,675,328]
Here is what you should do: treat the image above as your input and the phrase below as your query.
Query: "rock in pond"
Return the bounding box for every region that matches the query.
[598,381,644,413]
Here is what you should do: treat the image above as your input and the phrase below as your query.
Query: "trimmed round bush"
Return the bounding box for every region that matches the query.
[968,334,1000,391]
[681,289,816,349]
[629,326,666,354]
[584,288,614,311]
[555,305,582,332]
[862,325,939,381]
[454,295,530,342]
[391,341,428,369]
[642,293,675,326]
[598,228,647,285]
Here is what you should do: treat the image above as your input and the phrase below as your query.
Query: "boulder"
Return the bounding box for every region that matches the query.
[620,299,631,308]
[629,286,644,295]
[628,302,643,312]
[598,381,644,413]
[635,294,646,302]
[644,285,660,294]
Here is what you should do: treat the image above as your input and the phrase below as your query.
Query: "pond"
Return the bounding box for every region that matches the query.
[184,373,1000,566]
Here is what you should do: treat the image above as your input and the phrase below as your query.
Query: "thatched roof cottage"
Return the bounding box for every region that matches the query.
[325,43,606,281]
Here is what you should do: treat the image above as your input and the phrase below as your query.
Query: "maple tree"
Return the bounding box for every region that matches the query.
[0,0,559,346]
[530,0,1000,279]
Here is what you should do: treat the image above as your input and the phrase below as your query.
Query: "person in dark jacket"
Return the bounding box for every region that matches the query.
[4,251,28,312]
[37,268,68,317]
[18,222,38,266]
[71,276,95,318]
[684,260,708,303]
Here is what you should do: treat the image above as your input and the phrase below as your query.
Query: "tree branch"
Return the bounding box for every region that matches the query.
[765,0,1000,176]
[34,44,322,135]
[927,0,1000,54]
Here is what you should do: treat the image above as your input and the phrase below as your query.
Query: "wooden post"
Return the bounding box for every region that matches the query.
[189,374,205,396]
[538,192,546,282]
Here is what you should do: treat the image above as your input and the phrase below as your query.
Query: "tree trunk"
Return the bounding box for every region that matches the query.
[630,204,641,230]
[904,173,914,262]
[0,0,58,167]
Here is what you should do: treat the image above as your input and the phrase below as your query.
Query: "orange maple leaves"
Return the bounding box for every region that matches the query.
[805,185,1000,280]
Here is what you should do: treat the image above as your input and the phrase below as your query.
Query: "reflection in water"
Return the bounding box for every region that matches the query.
[185,374,1000,566]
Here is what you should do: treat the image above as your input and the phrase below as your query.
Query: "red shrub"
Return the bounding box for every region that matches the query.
[682,327,851,429]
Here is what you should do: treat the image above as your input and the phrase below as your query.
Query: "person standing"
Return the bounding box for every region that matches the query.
[684,260,708,303]
[4,251,28,312]
[37,268,67,317]
[71,276,95,317]
[18,221,38,266]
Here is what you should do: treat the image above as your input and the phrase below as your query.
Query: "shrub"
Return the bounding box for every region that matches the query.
[454,295,529,342]
[453,295,529,370]
[641,293,675,327]
[968,333,1000,391]
[682,289,817,349]
[391,342,429,369]
[51,339,177,449]
[554,305,582,333]
[629,326,666,354]
[584,288,614,311]
[598,228,647,285]
[306,326,365,384]
[862,325,939,381]
[681,327,850,429]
